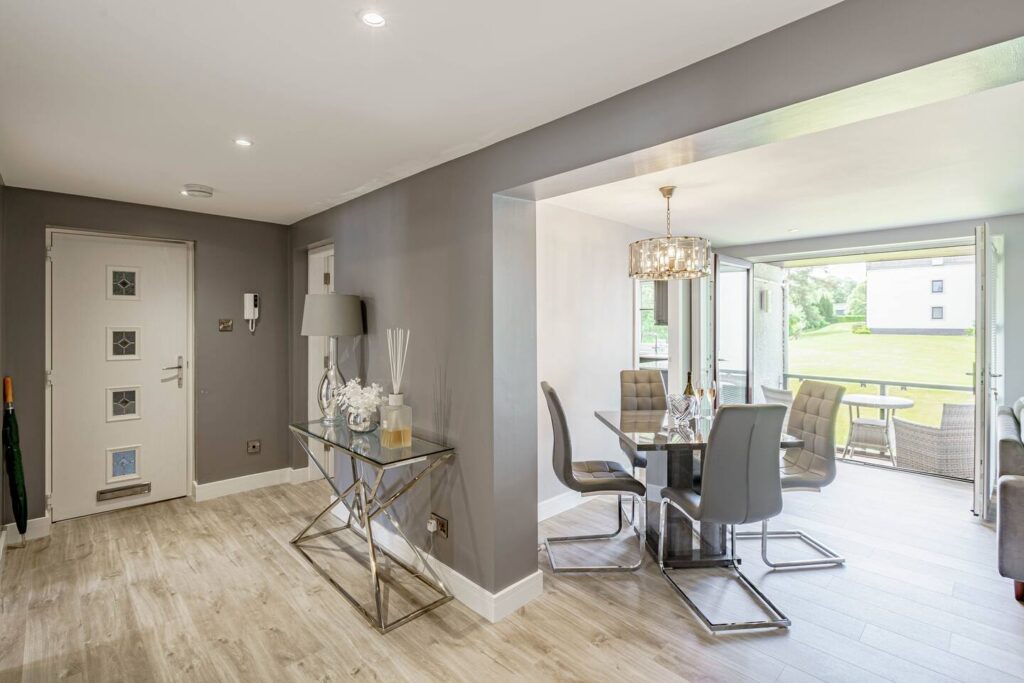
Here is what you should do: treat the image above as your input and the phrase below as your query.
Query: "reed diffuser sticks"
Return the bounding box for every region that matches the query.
[387,328,410,395]
[381,328,413,448]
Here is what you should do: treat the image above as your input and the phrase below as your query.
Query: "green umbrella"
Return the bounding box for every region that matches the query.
[3,376,28,538]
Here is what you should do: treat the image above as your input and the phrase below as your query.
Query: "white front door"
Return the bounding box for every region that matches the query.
[50,232,190,521]
[306,245,334,479]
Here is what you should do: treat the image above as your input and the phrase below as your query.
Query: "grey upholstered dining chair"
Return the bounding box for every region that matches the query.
[619,369,666,524]
[738,380,846,568]
[760,385,794,428]
[658,404,790,632]
[541,382,646,572]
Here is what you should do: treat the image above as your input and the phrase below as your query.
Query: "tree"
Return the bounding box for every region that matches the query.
[817,294,835,322]
[847,281,867,316]
[788,309,806,338]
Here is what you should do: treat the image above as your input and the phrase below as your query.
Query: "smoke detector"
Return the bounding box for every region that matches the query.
[180,184,214,198]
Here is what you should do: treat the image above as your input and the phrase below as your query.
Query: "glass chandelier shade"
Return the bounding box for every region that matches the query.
[628,186,711,280]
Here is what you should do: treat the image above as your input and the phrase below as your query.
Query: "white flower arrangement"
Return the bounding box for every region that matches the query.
[340,378,385,420]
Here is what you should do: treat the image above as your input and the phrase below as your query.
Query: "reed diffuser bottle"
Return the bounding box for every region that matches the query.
[380,328,412,449]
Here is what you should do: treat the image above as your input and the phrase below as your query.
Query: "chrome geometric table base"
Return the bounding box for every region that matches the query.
[290,429,454,634]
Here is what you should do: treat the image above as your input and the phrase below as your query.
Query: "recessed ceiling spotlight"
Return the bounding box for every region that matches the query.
[181,184,214,199]
[788,228,800,233]
[234,138,253,147]
[361,11,386,27]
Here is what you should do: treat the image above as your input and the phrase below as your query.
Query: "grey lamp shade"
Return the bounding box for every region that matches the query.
[300,293,363,337]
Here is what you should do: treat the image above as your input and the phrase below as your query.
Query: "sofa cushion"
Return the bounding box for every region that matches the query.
[998,475,1024,581]
[999,407,1024,477]
[1013,396,1024,425]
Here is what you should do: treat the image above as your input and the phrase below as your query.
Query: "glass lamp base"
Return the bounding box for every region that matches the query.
[317,364,345,424]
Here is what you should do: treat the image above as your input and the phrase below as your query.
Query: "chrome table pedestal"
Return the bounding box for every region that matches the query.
[289,421,455,634]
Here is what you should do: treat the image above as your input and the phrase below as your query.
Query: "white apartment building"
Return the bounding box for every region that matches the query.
[866,256,975,334]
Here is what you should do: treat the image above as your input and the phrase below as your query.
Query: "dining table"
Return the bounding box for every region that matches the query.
[595,409,804,569]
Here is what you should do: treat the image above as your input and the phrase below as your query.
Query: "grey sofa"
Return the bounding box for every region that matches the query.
[997,400,1024,602]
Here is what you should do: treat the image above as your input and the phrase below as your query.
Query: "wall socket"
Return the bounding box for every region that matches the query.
[429,513,449,539]
[246,439,261,454]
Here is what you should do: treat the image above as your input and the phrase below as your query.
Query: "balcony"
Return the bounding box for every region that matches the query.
[783,372,975,481]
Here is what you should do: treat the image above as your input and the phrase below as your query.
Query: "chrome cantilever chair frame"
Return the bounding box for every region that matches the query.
[545,491,646,573]
[738,381,846,569]
[740,514,845,569]
[658,499,790,633]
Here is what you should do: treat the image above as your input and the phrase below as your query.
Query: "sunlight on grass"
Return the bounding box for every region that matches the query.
[787,322,975,443]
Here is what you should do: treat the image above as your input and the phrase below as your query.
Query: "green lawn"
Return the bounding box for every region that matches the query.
[787,323,975,444]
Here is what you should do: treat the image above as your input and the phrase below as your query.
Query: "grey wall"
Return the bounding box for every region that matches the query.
[288,0,1024,593]
[1,188,289,521]
[724,213,1024,405]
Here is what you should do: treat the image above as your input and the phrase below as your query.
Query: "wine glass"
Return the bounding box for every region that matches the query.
[708,381,718,415]
[696,386,706,419]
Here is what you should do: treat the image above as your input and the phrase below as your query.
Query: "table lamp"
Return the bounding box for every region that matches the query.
[301,293,364,423]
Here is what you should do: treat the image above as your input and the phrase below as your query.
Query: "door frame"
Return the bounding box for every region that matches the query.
[305,243,335,481]
[44,227,197,521]
[713,253,754,405]
[974,223,1003,520]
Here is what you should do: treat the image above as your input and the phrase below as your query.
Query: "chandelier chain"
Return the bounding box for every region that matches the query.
[665,193,671,237]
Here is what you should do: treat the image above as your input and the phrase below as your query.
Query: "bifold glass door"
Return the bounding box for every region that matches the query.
[714,255,753,405]
[974,224,1004,520]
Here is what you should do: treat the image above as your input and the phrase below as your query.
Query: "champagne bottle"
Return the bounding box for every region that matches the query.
[684,371,695,396]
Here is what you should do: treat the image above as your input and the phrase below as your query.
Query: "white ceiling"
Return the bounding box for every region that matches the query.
[0,0,839,225]
[545,81,1024,247]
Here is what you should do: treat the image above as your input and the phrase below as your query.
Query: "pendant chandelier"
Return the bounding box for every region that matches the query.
[628,186,711,280]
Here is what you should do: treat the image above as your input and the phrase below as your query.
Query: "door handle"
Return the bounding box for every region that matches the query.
[163,356,184,388]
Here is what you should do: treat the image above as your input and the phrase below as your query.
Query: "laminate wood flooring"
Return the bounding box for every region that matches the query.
[1,463,1021,682]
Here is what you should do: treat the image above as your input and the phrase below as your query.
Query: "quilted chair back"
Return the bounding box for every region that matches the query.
[620,370,667,411]
[784,381,846,489]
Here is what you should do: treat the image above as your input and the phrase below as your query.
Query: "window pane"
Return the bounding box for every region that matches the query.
[639,281,655,309]
[639,310,668,347]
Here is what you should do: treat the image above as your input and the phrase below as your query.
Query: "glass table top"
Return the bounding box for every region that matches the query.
[290,420,454,469]
[595,410,804,450]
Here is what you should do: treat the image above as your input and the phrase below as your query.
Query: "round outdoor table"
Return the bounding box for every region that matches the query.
[841,394,915,464]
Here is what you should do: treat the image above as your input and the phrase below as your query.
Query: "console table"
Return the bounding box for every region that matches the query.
[289,420,455,634]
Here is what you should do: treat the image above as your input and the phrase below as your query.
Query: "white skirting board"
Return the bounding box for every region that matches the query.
[193,467,297,502]
[3,515,52,545]
[289,466,311,484]
[329,506,543,623]
[538,489,584,521]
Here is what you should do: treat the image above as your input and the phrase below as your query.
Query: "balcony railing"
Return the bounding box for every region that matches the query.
[781,372,975,480]
[782,372,974,396]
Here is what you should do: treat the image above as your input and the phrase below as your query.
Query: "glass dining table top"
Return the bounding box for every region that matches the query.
[595,410,804,450]
[289,420,454,469]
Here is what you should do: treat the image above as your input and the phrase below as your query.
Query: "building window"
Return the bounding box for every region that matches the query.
[931,306,944,320]
[931,279,943,293]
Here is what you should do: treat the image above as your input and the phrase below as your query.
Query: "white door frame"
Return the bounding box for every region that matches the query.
[44,227,196,521]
